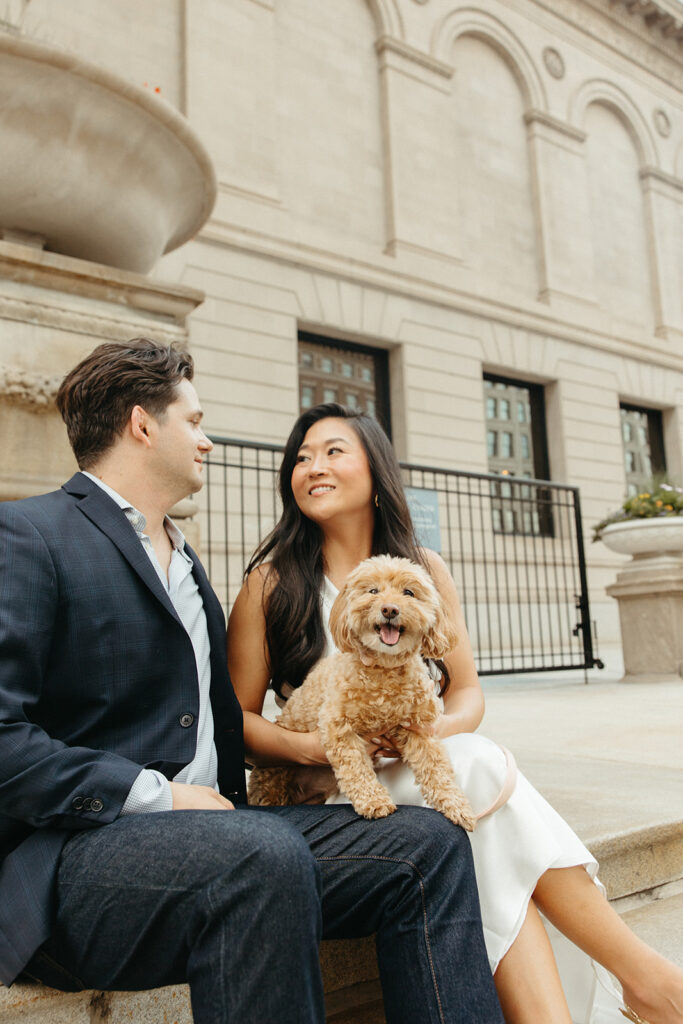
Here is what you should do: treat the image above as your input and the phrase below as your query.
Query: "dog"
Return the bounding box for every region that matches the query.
[248,554,477,831]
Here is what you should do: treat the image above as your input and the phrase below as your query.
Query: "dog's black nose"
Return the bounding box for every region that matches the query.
[382,604,399,619]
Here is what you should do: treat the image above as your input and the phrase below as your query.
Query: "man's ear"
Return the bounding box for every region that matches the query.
[130,405,153,445]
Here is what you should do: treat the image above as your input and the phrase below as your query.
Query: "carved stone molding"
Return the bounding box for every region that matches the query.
[653,108,672,138]
[0,241,204,322]
[0,294,190,346]
[542,46,565,79]
[375,35,453,79]
[0,363,61,411]
[431,9,547,111]
[532,0,683,87]
[639,165,683,197]
[525,109,587,143]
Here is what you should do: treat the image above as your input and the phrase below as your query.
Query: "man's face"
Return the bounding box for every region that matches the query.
[150,378,213,498]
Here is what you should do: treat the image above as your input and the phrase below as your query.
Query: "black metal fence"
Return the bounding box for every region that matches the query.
[202,437,602,676]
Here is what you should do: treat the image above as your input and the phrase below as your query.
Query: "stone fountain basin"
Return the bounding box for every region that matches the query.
[0,32,216,273]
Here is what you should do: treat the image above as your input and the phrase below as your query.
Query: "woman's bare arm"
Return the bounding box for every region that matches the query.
[422,549,485,737]
[227,567,329,767]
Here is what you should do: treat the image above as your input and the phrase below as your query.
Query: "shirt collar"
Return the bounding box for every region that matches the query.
[81,471,188,554]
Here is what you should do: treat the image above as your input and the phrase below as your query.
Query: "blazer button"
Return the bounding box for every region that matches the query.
[179,713,194,728]
[72,797,84,811]
[90,798,104,813]
[82,797,92,811]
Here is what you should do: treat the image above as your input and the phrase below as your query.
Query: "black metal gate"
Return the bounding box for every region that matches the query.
[202,437,602,676]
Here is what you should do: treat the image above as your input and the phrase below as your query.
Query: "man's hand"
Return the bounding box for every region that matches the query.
[169,782,235,810]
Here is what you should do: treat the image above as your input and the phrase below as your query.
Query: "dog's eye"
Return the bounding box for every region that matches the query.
[368,587,379,594]
[403,588,414,597]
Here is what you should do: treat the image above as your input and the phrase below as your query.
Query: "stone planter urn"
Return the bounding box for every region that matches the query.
[602,518,683,683]
[600,517,683,558]
[0,31,216,272]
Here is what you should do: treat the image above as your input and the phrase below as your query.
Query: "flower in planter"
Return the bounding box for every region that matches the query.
[592,479,683,542]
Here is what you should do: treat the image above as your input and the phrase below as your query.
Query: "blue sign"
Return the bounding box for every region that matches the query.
[405,487,441,553]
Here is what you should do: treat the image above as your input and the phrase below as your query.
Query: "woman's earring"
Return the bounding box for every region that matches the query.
[374,494,379,508]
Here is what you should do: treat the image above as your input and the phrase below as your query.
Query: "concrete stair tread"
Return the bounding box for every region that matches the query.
[620,891,683,968]
[586,818,683,899]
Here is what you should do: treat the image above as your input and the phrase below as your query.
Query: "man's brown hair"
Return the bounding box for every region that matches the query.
[56,338,194,469]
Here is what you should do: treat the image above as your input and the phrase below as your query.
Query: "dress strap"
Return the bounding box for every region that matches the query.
[474,745,518,821]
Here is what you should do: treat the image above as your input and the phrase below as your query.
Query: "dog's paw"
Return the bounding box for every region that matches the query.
[440,798,477,832]
[356,797,397,819]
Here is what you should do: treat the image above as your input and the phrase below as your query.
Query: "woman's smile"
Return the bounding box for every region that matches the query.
[291,417,374,522]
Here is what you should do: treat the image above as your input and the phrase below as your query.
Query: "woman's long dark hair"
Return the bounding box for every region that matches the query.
[246,403,447,697]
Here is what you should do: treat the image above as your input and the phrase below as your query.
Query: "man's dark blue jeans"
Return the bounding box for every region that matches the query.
[25,804,503,1024]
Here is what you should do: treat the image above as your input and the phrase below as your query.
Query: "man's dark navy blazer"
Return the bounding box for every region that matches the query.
[0,473,247,984]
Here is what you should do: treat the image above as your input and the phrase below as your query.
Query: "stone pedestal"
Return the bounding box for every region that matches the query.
[607,555,683,683]
[0,241,205,551]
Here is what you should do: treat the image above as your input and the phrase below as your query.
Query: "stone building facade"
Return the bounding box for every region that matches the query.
[1,0,682,656]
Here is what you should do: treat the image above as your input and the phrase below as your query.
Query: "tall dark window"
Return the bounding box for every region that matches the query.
[298,332,391,436]
[620,404,665,495]
[483,374,551,535]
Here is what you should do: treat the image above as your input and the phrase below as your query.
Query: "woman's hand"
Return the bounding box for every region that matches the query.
[363,723,437,761]
[276,725,331,767]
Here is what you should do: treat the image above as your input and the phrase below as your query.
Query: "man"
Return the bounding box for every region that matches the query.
[0,338,502,1023]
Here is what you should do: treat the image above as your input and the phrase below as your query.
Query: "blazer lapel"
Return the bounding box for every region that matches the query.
[62,473,183,627]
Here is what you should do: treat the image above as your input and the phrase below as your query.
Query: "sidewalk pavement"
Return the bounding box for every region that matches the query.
[480,651,683,842]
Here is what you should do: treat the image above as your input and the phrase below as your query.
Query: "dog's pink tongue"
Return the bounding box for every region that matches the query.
[380,623,400,646]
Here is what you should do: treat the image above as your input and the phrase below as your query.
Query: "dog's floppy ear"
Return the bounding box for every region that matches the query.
[420,591,458,660]
[329,584,356,653]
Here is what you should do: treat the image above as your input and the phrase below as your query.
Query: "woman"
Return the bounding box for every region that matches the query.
[228,403,683,1024]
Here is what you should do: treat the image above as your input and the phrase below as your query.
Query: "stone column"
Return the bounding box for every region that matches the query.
[524,111,598,312]
[376,37,462,263]
[607,556,683,683]
[639,168,683,341]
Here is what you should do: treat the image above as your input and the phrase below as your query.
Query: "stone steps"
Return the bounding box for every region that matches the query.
[2,819,680,1024]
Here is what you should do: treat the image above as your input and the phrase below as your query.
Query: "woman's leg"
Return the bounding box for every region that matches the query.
[493,899,572,1024]
[533,865,683,1024]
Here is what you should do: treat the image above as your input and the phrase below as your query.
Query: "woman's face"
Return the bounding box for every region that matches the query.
[291,417,375,525]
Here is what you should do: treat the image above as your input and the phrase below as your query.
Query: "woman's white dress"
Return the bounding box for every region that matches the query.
[317,576,622,1024]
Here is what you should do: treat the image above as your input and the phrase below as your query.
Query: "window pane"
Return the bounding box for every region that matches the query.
[298,335,390,435]
[483,374,551,537]
[487,430,497,457]
[620,404,666,494]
